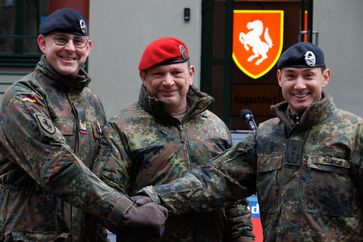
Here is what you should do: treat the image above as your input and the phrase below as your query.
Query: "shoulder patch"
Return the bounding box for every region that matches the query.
[35,114,56,134]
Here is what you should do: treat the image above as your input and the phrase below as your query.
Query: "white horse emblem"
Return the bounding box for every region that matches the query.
[239,20,273,65]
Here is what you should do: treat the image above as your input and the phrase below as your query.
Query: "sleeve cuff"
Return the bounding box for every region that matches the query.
[108,195,135,226]
[139,185,161,204]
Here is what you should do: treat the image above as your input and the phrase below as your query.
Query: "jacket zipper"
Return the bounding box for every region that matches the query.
[66,92,81,239]
[67,93,80,154]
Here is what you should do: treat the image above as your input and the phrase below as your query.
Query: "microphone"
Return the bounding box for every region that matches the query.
[240,109,257,131]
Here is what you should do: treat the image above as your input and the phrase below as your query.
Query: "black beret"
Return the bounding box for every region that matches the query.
[39,8,88,36]
[277,42,325,69]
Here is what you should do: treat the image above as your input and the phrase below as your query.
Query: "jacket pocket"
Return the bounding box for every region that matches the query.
[54,118,75,146]
[304,156,354,216]
[256,154,282,215]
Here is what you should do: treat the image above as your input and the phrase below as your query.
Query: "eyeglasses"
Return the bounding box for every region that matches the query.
[51,33,89,49]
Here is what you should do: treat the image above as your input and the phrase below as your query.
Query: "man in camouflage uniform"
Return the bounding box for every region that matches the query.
[94,37,254,241]
[138,42,363,241]
[0,8,167,242]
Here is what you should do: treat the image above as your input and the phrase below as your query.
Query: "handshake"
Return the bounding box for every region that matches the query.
[115,194,168,241]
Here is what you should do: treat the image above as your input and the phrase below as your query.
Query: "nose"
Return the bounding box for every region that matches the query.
[294,77,306,90]
[162,73,175,86]
[63,39,76,51]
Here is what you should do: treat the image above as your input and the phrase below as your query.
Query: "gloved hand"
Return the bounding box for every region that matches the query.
[117,197,168,241]
[225,200,254,242]
[132,195,153,205]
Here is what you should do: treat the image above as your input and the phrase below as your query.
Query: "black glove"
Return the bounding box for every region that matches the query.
[225,200,254,242]
[117,197,168,241]
[132,195,153,205]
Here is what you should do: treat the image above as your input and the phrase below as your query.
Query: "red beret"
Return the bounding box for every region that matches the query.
[138,37,189,71]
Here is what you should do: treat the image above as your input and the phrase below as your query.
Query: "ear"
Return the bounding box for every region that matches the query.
[139,71,146,85]
[85,39,93,54]
[37,35,46,53]
[188,64,195,85]
[321,68,331,87]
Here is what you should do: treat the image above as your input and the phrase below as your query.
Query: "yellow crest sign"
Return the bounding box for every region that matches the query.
[232,10,284,79]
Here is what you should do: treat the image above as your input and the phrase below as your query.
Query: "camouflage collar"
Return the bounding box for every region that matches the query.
[272,92,336,130]
[138,84,214,123]
[36,55,91,92]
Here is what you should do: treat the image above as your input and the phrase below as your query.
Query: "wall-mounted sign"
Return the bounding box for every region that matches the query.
[232,10,284,79]
[232,84,283,117]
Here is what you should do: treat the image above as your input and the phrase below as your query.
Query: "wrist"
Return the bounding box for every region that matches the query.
[109,195,135,226]
[139,186,161,204]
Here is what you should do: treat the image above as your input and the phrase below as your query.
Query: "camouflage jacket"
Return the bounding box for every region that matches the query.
[143,94,363,242]
[0,56,133,242]
[94,85,254,242]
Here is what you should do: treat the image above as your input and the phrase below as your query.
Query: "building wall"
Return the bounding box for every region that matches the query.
[314,0,363,116]
[87,0,363,118]
[88,0,202,117]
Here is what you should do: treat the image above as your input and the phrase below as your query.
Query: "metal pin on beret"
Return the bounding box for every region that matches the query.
[138,37,190,72]
[39,8,88,36]
[277,42,326,69]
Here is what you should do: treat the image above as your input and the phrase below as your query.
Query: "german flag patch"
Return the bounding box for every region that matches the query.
[21,96,37,103]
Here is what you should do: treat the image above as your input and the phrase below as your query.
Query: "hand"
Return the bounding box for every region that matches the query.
[117,200,168,241]
[225,200,254,241]
[131,195,153,205]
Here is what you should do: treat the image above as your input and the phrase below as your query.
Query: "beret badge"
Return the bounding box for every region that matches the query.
[304,51,316,67]
[179,45,187,59]
[79,19,87,35]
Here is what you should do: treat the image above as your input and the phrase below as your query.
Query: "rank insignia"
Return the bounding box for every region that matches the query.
[79,121,88,134]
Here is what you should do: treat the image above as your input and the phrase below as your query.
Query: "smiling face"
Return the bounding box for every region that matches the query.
[140,62,194,115]
[37,32,92,77]
[277,67,331,114]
